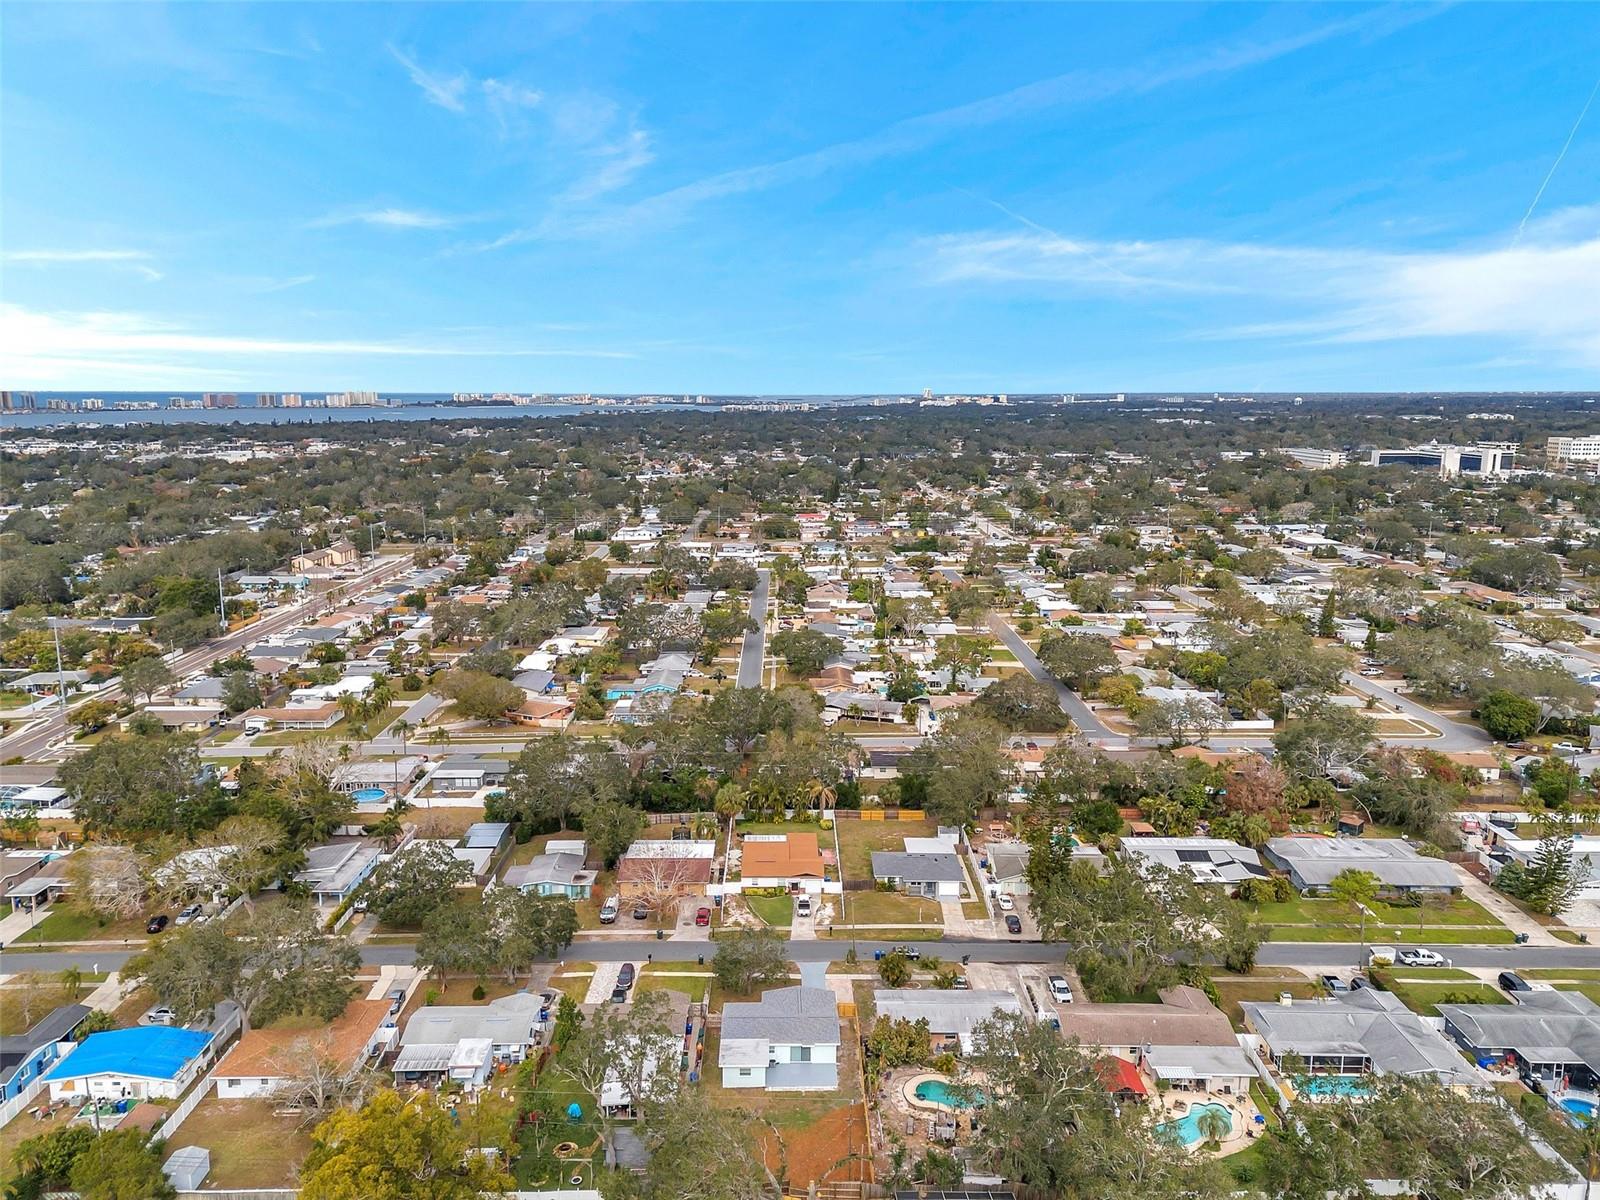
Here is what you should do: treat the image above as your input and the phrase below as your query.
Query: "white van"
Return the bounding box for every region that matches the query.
[1366,945,1397,967]
[795,896,812,918]
[599,897,619,924]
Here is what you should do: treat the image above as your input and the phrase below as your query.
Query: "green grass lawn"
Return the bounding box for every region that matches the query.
[735,819,827,836]
[1248,895,1499,928]
[822,926,943,942]
[1381,980,1507,1017]
[744,894,795,928]
[1206,978,1319,1027]
[514,1050,605,1189]
[835,818,936,882]
[836,891,941,925]
[10,906,147,945]
[1263,925,1515,944]
[1523,968,1600,980]
[639,967,711,1003]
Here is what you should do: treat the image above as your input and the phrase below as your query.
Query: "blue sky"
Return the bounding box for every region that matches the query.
[2,3,1597,394]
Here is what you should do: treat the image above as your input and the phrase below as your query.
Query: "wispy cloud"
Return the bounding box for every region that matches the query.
[530,5,1442,242]
[388,45,543,137]
[0,304,639,386]
[918,207,1600,368]
[311,207,460,230]
[386,43,468,112]
[5,248,162,281]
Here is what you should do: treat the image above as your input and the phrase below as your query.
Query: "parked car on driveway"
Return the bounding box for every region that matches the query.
[1320,973,1350,994]
[1048,975,1073,1004]
[1498,971,1532,993]
[996,894,1015,912]
[175,903,203,926]
[599,897,619,924]
[632,902,650,921]
[617,962,636,989]
[695,906,711,927]
[1005,914,1023,935]
[145,914,169,934]
[141,1005,176,1026]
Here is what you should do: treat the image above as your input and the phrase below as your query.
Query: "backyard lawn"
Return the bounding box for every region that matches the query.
[166,1099,313,1190]
[835,818,937,882]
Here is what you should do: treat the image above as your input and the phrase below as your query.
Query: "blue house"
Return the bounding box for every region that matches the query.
[1,1004,89,1102]
[43,1026,215,1102]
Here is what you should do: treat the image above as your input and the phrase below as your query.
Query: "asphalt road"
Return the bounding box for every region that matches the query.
[987,612,1118,740]
[737,568,771,688]
[8,938,1598,974]
[0,555,416,761]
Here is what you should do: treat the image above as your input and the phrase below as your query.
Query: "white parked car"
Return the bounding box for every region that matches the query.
[141,1005,176,1026]
[1048,975,1073,1004]
[1396,947,1445,967]
[996,894,1015,912]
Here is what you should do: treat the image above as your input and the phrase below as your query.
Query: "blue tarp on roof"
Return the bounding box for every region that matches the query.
[42,1026,212,1083]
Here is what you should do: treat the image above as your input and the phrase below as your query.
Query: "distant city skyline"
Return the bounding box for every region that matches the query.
[2,3,1598,392]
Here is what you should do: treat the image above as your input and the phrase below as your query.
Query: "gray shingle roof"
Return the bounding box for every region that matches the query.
[1243,989,1482,1085]
[871,851,966,883]
[721,986,840,1047]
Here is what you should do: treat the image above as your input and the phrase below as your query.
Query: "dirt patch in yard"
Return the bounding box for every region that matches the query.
[762,1101,872,1188]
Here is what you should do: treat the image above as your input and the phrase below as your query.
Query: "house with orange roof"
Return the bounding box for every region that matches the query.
[214,997,393,1099]
[738,832,829,892]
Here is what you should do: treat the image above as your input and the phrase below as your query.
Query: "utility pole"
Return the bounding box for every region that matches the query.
[217,568,229,634]
[51,621,67,712]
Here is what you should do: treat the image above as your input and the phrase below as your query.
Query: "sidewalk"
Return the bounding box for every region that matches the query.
[1452,863,1563,947]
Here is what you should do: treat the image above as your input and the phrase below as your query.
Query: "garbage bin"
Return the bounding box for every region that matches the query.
[656,928,665,940]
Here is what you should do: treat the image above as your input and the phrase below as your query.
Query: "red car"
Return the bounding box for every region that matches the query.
[695,906,712,927]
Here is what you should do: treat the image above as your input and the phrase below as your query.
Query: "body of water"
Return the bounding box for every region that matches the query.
[0,402,715,431]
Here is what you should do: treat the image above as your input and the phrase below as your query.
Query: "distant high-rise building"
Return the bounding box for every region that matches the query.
[325,390,378,407]
[281,393,303,407]
[203,393,239,408]
[0,391,38,412]
[255,393,280,408]
[80,397,105,411]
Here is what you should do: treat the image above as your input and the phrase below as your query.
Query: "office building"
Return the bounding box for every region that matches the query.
[1368,442,1514,478]
[1548,437,1600,467]
[1280,447,1348,470]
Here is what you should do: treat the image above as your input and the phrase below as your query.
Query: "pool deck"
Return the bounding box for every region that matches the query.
[1153,1087,1262,1157]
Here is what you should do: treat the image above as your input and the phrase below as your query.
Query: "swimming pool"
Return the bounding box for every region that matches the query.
[351,787,388,803]
[1158,1102,1233,1147]
[1561,1097,1596,1125]
[1300,1076,1372,1098]
[913,1079,984,1109]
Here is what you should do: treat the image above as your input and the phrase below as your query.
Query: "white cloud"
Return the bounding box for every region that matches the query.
[551,6,1439,240]
[0,304,638,385]
[482,77,544,137]
[5,248,162,281]
[917,209,1600,368]
[387,44,468,112]
[312,207,458,230]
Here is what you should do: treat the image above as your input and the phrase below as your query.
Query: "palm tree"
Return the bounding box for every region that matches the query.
[748,777,784,821]
[391,719,413,755]
[1195,1106,1231,1148]
[805,779,837,814]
